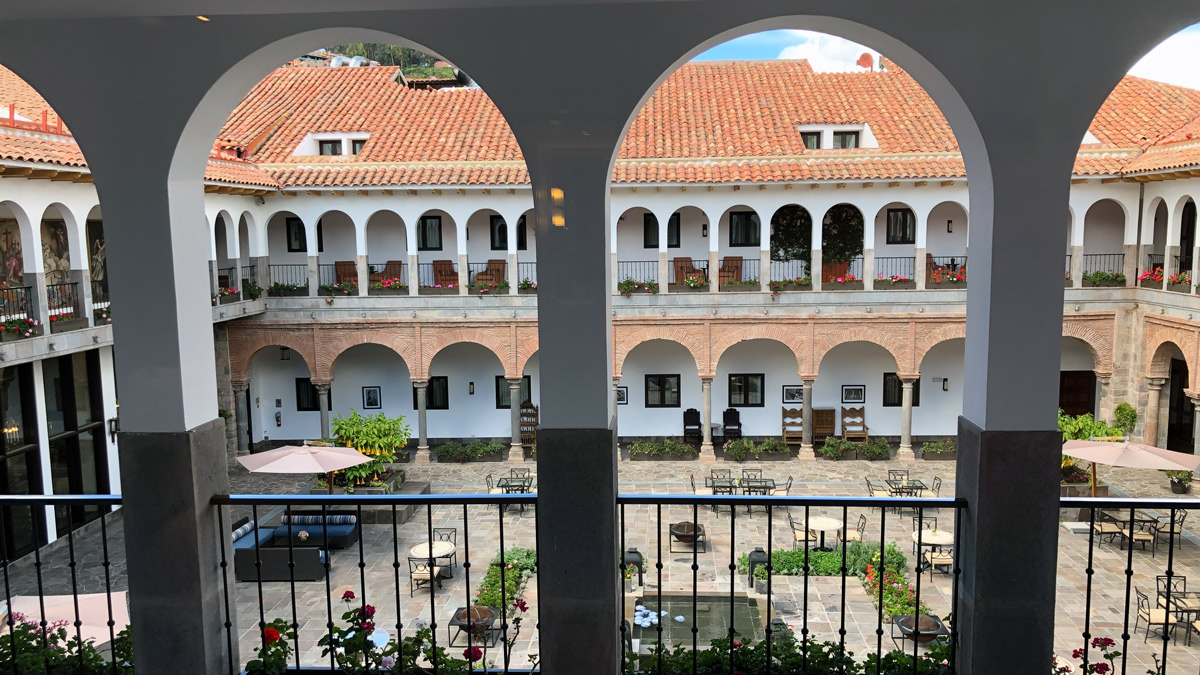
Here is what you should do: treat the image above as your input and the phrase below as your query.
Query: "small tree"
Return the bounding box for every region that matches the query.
[770,205,813,265]
[1112,402,1137,435]
[820,204,865,263]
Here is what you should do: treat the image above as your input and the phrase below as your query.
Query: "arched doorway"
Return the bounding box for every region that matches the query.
[1059,337,1097,417]
[820,204,865,283]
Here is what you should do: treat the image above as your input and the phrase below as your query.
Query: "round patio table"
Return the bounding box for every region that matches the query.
[807,515,844,551]
[911,530,953,549]
[409,540,455,560]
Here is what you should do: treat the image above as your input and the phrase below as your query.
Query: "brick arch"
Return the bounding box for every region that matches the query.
[514,333,540,376]
[1146,337,1193,380]
[613,324,706,377]
[812,324,908,376]
[1062,320,1114,375]
[423,327,517,379]
[914,323,967,370]
[709,325,805,376]
[320,333,418,381]
[228,329,317,382]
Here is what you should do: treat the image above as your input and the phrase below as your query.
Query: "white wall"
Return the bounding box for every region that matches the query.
[365,211,407,265]
[523,353,541,405]
[814,341,899,436]
[872,202,917,257]
[266,212,307,264]
[329,343,415,439]
[1082,200,1124,254]
[316,211,357,264]
[615,207,656,266]
[711,339,798,436]
[465,209,502,264]
[1152,202,1168,255]
[925,202,968,256]
[914,338,965,437]
[248,349,319,442]
[416,209,459,266]
[616,339,700,437]
[716,205,762,277]
[427,342,509,439]
[1061,337,1096,371]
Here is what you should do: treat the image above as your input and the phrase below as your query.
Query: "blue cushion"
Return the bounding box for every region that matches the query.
[273,524,356,539]
[231,528,275,550]
[231,521,255,542]
[281,514,357,525]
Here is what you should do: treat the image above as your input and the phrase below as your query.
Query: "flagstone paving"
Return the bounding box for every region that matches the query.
[5,455,1200,672]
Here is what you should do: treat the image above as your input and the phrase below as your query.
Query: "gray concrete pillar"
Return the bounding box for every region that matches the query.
[1145,377,1166,446]
[800,379,814,459]
[208,259,219,295]
[314,381,331,439]
[407,253,419,296]
[707,249,718,293]
[1095,374,1112,423]
[700,377,714,460]
[306,255,318,297]
[70,268,93,326]
[862,248,875,291]
[1069,244,1084,286]
[811,250,823,291]
[254,255,269,291]
[508,378,523,460]
[658,249,669,294]
[233,382,250,454]
[413,380,430,462]
[508,253,519,295]
[457,253,469,295]
[356,254,369,297]
[1123,244,1137,287]
[898,377,916,459]
[1164,244,1179,290]
[27,271,49,331]
[914,246,927,290]
[759,249,770,292]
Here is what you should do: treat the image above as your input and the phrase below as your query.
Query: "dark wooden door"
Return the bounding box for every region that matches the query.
[1059,371,1096,417]
[1167,358,1194,452]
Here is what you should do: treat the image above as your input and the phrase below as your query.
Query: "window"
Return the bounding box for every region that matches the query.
[418,216,442,251]
[729,211,761,247]
[295,378,323,412]
[43,352,109,537]
[801,132,821,149]
[832,131,860,149]
[495,376,532,409]
[882,373,920,407]
[285,217,306,253]
[886,209,916,245]
[642,213,681,249]
[516,215,527,251]
[414,377,449,410]
[645,374,681,408]
[318,140,342,156]
[728,374,764,407]
[351,139,367,155]
[490,215,508,250]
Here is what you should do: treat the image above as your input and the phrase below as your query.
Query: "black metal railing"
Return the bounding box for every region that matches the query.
[669,259,708,284]
[875,256,916,281]
[0,285,32,322]
[1147,253,1165,272]
[269,264,308,287]
[368,261,406,282]
[45,281,78,318]
[617,261,658,285]
[216,266,235,288]
[418,262,459,288]
[518,262,537,286]
[1177,254,1193,275]
[618,492,963,674]
[926,256,966,284]
[1082,253,1124,277]
[821,256,863,283]
[770,259,808,282]
[317,264,338,287]
[214,492,538,675]
[240,264,257,286]
[90,280,110,312]
[739,257,761,284]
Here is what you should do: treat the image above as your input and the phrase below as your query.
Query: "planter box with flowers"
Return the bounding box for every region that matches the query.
[927,267,967,288]
[1168,272,1192,293]
[368,278,407,296]
[93,308,111,325]
[318,281,357,297]
[518,278,537,294]
[875,274,916,290]
[719,279,759,293]
[670,279,709,293]
[1082,271,1125,288]
[617,279,659,297]
[419,284,459,296]
[49,314,88,333]
[212,287,240,305]
[267,283,308,297]
[470,280,510,296]
[769,277,812,300]
[920,438,956,461]
[1138,267,1165,288]
[825,273,863,291]
[0,318,41,341]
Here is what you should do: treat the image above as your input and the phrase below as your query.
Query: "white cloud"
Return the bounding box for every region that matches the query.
[775,31,880,72]
[1129,26,1200,90]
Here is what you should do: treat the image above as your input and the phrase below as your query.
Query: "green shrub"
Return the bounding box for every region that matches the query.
[1058,409,1122,442]
[1113,402,1137,435]
[920,438,956,454]
[757,438,790,455]
[662,438,695,457]
[475,546,537,610]
[629,440,662,457]
[817,437,855,459]
[858,437,892,460]
[723,438,756,462]
[737,541,904,580]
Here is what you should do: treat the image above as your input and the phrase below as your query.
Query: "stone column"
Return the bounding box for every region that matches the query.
[1123,244,1137,287]
[314,381,331,439]
[508,378,524,460]
[658,241,669,295]
[457,253,469,295]
[1191,397,1200,457]
[914,247,927,290]
[1094,374,1112,425]
[862,248,875,291]
[700,377,715,460]
[759,249,771,292]
[232,380,250,454]
[306,255,319,297]
[811,249,823,291]
[70,268,94,326]
[1164,244,1179,290]
[1145,377,1167,446]
[1069,245,1084,287]
[507,253,520,296]
[413,380,430,462]
[407,253,420,296]
[356,254,369,297]
[800,378,814,459]
[898,377,917,460]
[208,259,219,295]
[254,255,269,292]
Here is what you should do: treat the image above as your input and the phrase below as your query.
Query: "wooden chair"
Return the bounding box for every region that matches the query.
[519,401,539,446]
[432,259,458,286]
[841,407,869,442]
[371,260,405,282]
[722,408,742,441]
[673,257,704,284]
[683,408,702,445]
[335,260,357,284]
[812,409,836,443]
[408,558,443,596]
[718,256,743,284]
[782,408,804,446]
[474,258,507,285]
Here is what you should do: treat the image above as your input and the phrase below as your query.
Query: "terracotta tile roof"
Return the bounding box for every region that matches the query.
[204,157,281,188]
[0,128,85,167]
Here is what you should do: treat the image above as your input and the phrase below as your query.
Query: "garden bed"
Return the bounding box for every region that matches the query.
[519,287,537,295]
[628,438,697,461]
[876,280,916,290]
[825,282,864,291]
[419,286,460,295]
[919,439,956,461]
[1,323,41,341]
[49,317,88,333]
[435,440,507,462]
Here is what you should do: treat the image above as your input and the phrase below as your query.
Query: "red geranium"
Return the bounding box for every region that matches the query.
[263,627,280,644]
[464,646,483,662]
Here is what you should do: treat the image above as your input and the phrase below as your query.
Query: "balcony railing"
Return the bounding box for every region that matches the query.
[738,257,760,284]
[1177,254,1193,274]
[240,264,257,287]
[46,281,78,318]
[368,260,406,282]
[1082,253,1124,276]
[618,261,658,285]
[821,256,863,283]
[216,266,235,288]
[90,280,110,312]
[669,259,708,284]
[1148,253,1165,272]
[518,262,537,285]
[0,285,32,322]
[417,262,459,288]
[317,264,338,287]
[876,256,916,280]
[269,264,308,288]
[769,259,808,282]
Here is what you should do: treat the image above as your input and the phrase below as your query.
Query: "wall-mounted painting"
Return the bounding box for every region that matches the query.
[782,385,804,405]
[40,220,70,284]
[87,220,106,290]
[0,220,23,287]
[841,385,866,404]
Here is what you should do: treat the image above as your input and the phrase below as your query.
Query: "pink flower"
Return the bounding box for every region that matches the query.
[360,604,376,619]
[464,646,483,662]
[361,620,374,632]
[342,590,355,602]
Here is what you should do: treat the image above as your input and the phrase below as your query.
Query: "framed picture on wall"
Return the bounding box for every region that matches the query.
[782,385,804,405]
[841,385,866,404]
[616,386,628,405]
[362,386,382,409]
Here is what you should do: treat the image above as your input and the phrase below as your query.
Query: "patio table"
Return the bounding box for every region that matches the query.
[911,529,954,550]
[1159,592,1200,644]
[885,479,927,496]
[497,477,532,512]
[705,477,738,495]
[807,515,844,551]
[740,478,775,514]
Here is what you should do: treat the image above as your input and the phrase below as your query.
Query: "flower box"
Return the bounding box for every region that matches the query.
[668,284,709,293]
[620,288,657,296]
[368,287,408,296]
[719,284,758,293]
[1,324,42,341]
[519,287,537,295]
[50,317,88,334]
[218,294,241,304]
[1082,279,1123,288]
[1168,283,1192,293]
[269,288,308,297]
[928,280,967,289]
[773,284,812,293]
[1139,280,1164,289]
[826,282,864,291]
[876,281,916,290]
[922,451,956,461]
[419,286,460,296]
[468,286,509,296]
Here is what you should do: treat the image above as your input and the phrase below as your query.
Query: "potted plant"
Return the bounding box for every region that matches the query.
[49,313,88,333]
[927,266,966,288]
[93,307,112,325]
[1168,271,1192,293]
[719,278,758,293]
[1167,470,1192,494]
[419,282,459,296]
[1138,267,1165,288]
[518,277,537,294]
[368,277,407,295]
[875,274,916,290]
[267,282,308,297]
[242,282,263,300]
[1082,271,1125,288]
[817,437,856,460]
[722,438,755,461]
[617,278,659,297]
[857,437,892,460]
[825,272,864,291]
[769,276,812,300]
[920,438,956,461]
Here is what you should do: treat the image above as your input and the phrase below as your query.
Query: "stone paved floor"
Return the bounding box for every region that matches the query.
[5,457,1200,672]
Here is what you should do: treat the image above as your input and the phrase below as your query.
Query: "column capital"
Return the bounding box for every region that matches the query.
[411,379,429,389]
[1148,377,1168,389]
[701,376,713,385]
[231,378,250,391]
[507,377,524,386]
[311,380,332,391]
[800,374,818,383]
[897,373,920,383]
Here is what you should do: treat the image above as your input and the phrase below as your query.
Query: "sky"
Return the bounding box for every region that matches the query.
[693,25,1200,90]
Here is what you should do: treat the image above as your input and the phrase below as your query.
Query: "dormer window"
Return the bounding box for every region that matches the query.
[351,139,367,155]
[832,131,860,149]
[801,132,821,149]
[294,133,371,156]
[319,140,342,156]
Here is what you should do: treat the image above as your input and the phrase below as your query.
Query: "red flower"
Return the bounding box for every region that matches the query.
[263,627,280,644]
[361,620,374,632]
[342,590,355,601]
[361,604,376,619]
[732,640,743,648]
[1094,664,1110,674]
[464,646,483,662]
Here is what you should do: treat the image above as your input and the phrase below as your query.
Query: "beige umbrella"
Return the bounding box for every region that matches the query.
[237,441,372,494]
[4,591,129,647]
[1063,439,1200,497]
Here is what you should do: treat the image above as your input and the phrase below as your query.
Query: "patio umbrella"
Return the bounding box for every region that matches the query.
[4,591,129,647]
[1062,439,1200,497]
[237,441,372,494]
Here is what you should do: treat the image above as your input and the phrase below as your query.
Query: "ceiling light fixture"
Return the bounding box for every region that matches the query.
[196,15,211,22]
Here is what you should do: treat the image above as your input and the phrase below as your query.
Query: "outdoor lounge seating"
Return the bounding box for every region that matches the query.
[335,260,357,284]
[722,408,742,441]
[841,407,869,442]
[683,408,702,444]
[673,257,704,284]
[432,260,458,286]
[271,512,360,550]
[234,545,327,583]
[474,259,506,285]
[717,256,742,284]
[230,518,275,551]
[371,260,405,282]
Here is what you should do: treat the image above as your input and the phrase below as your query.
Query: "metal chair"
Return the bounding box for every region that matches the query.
[918,476,942,498]
[1156,511,1188,550]
[432,527,457,573]
[510,468,531,478]
[1157,575,1186,609]
[922,549,953,580]
[845,513,868,543]
[888,469,909,482]
[742,469,762,480]
[409,558,443,597]
[1135,587,1178,643]
[711,469,731,479]
[769,476,792,497]
[787,513,817,550]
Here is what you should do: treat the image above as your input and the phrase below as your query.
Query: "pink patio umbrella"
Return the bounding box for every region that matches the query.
[1063,439,1200,497]
[5,590,129,647]
[237,442,372,494]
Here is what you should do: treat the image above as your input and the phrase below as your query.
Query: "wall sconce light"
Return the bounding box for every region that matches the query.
[469,382,475,395]
[280,347,291,361]
[702,223,709,237]
[108,417,120,443]
[947,220,953,233]
[942,378,949,392]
